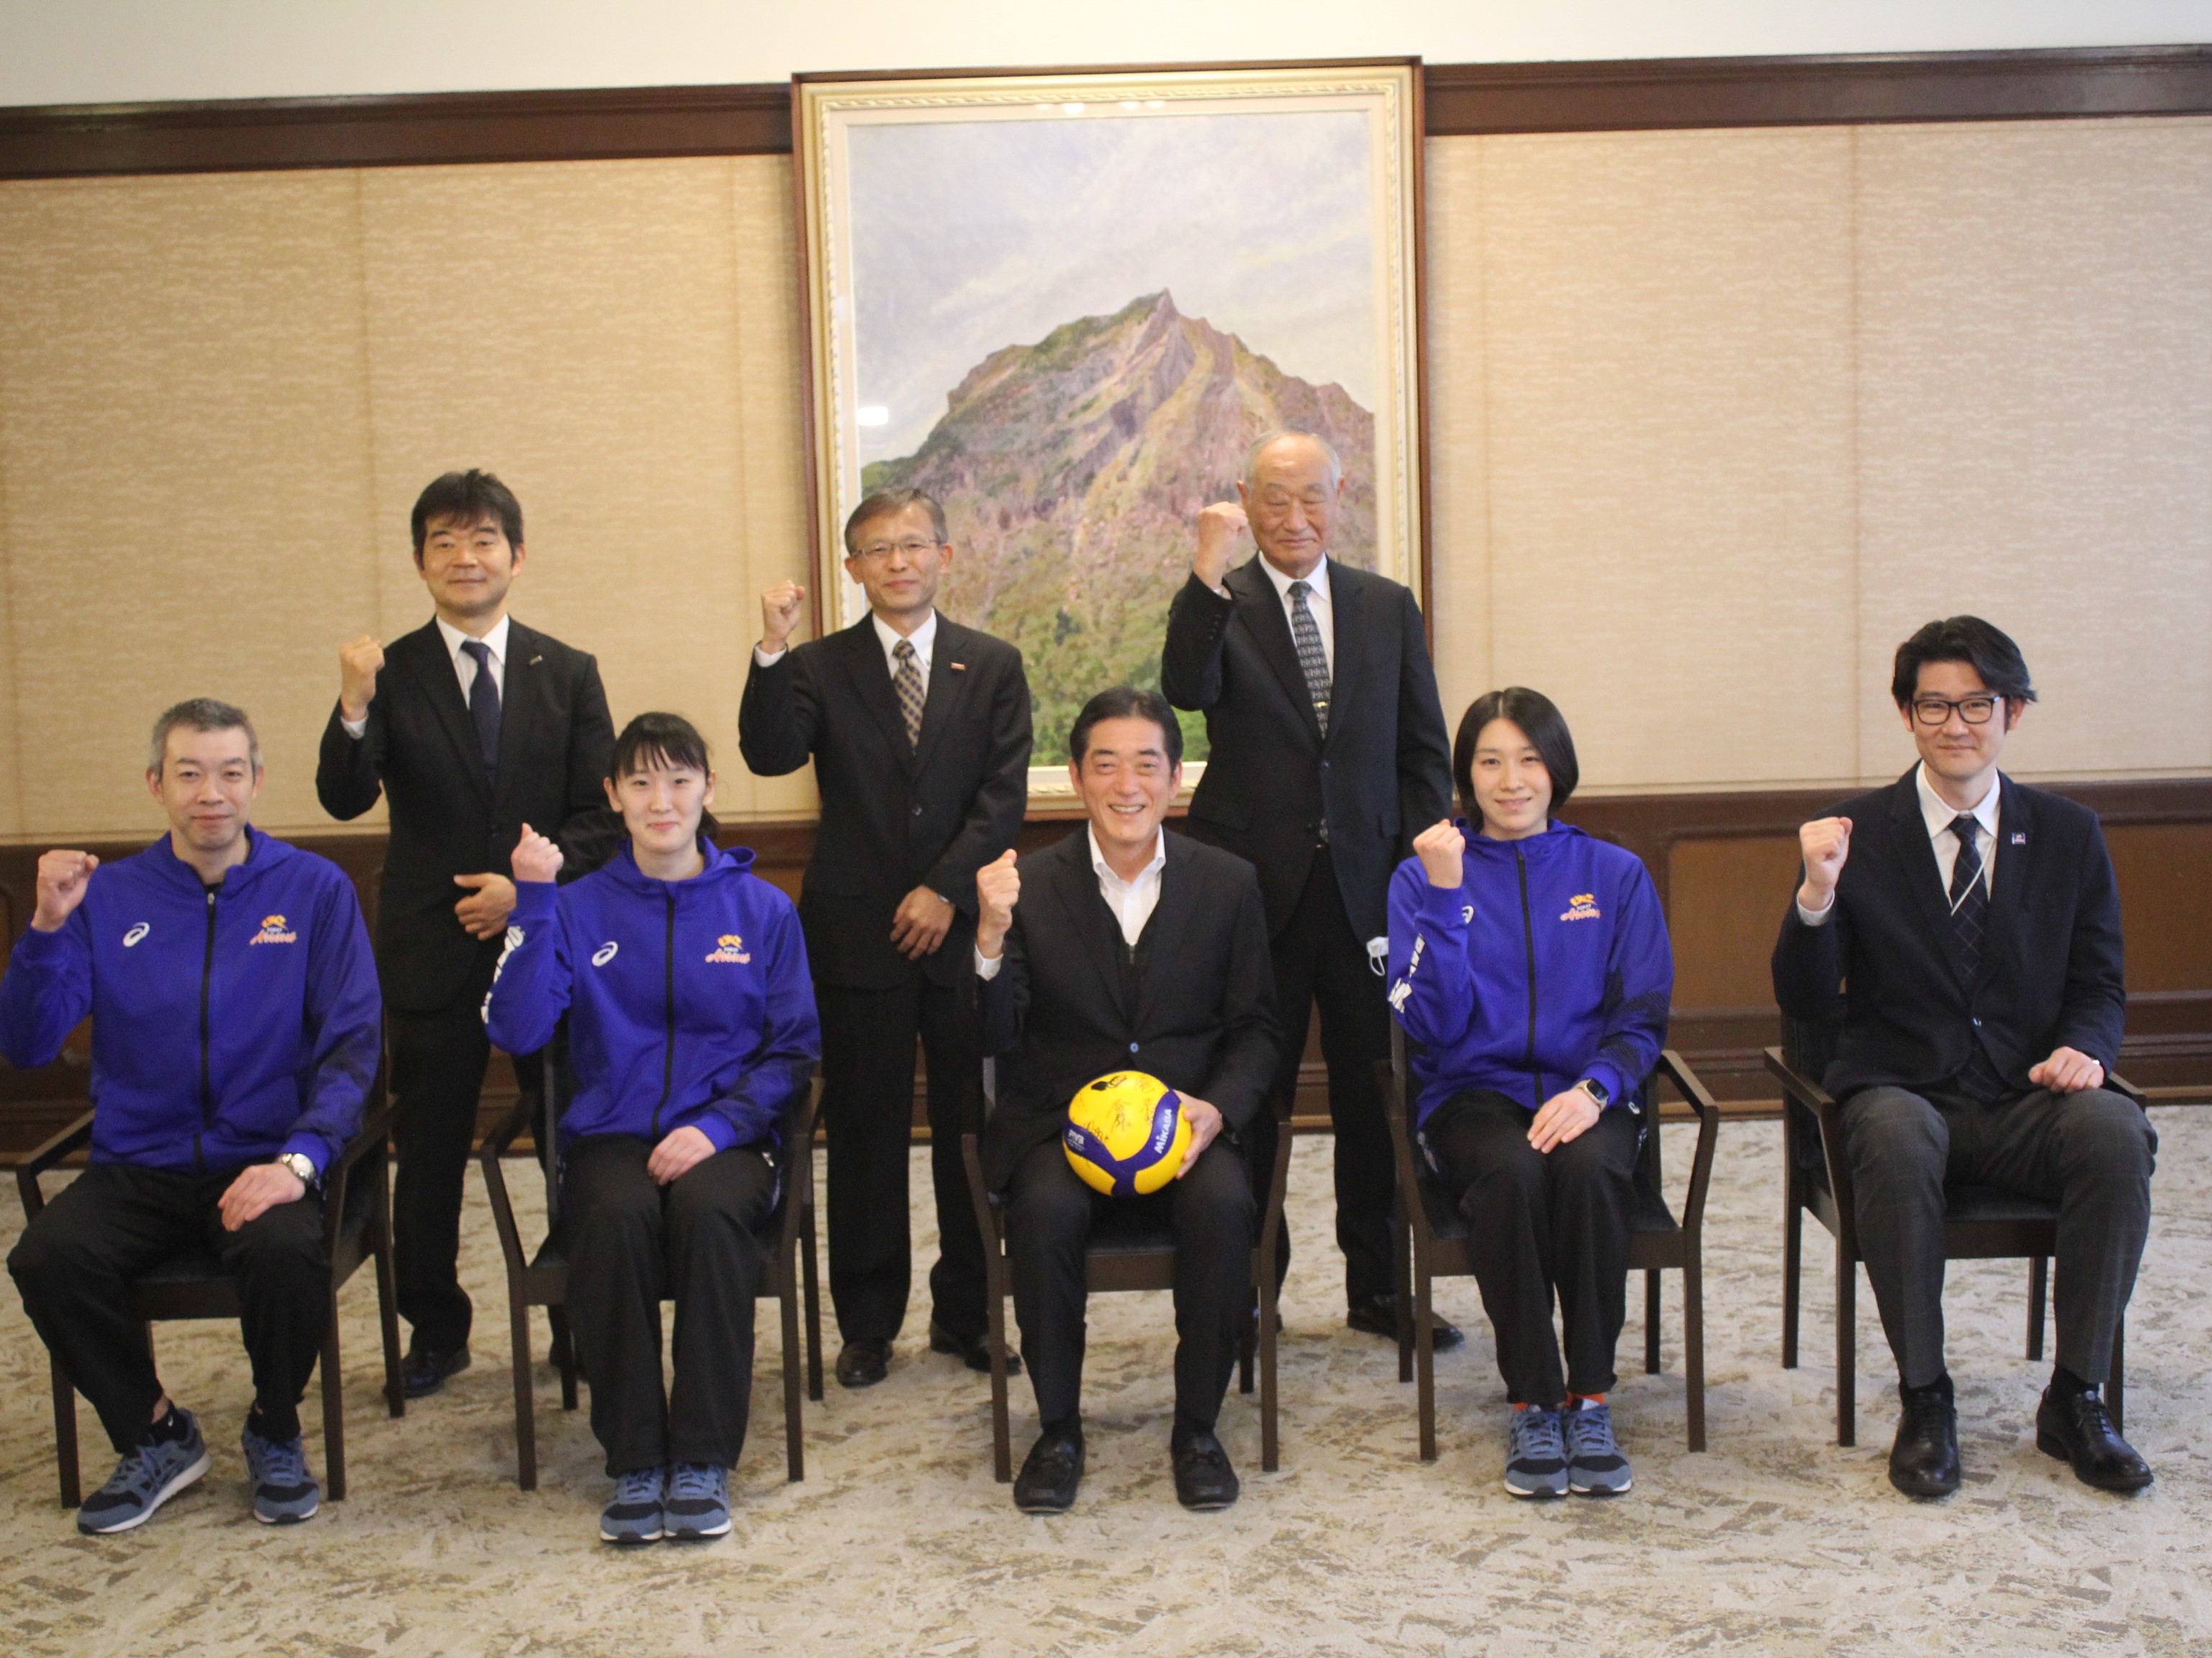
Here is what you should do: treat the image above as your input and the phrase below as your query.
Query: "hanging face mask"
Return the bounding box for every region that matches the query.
[1367,936,1390,977]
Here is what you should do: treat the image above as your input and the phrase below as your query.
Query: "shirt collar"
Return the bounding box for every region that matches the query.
[1915,761,2001,842]
[436,612,510,665]
[872,608,936,666]
[1085,823,1167,887]
[1255,552,1330,604]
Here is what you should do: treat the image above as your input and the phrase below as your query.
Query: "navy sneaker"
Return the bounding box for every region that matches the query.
[241,1424,322,1524]
[600,1467,666,1545]
[1563,1401,1633,1495]
[78,1408,211,1535]
[1503,1407,1569,1499]
[664,1462,731,1541]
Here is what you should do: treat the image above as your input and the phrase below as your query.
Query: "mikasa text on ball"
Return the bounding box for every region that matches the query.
[1062,1071,1191,1197]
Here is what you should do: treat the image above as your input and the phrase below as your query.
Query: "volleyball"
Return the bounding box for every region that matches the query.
[1062,1071,1191,1197]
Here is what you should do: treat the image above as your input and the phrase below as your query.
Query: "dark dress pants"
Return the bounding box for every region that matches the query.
[816,975,988,1343]
[8,1163,328,1453]
[1841,1084,2155,1390]
[560,1136,776,1476]
[1422,1090,1642,1408]
[1255,846,1395,1305]
[1004,1136,1255,1439]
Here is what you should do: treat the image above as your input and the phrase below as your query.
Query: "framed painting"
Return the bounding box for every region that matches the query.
[793,59,1427,791]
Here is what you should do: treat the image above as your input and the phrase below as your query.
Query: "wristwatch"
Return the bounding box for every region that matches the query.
[1576,1077,1612,1110]
[277,1152,320,1190]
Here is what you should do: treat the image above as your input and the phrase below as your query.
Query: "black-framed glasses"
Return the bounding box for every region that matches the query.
[1910,694,2003,727]
[851,537,941,563]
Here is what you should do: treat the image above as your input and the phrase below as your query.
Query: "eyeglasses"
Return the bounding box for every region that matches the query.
[851,537,941,563]
[1910,694,2003,727]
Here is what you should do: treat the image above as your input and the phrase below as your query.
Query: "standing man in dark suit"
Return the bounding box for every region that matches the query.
[1774,616,2154,1498]
[318,469,615,1399]
[1162,430,1456,1345]
[974,686,1278,1513]
[740,488,1030,1388]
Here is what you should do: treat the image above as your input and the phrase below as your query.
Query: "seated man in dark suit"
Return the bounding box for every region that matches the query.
[973,687,1278,1514]
[1773,616,2154,1498]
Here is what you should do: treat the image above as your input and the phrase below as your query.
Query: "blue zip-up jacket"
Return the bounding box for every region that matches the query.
[0,830,381,1176]
[1386,819,1673,1128]
[484,838,820,1154]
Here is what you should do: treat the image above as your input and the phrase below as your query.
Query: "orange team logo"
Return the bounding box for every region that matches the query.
[250,913,298,945]
[703,933,752,965]
[1558,893,1602,923]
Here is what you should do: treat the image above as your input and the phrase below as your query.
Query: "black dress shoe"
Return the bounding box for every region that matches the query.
[2036,1383,2153,1492]
[1013,1430,1083,1513]
[835,1338,892,1389]
[1171,1431,1241,1510]
[928,1320,1021,1376]
[401,1343,470,1400]
[1889,1375,1961,1498]
[1347,1293,1463,1352]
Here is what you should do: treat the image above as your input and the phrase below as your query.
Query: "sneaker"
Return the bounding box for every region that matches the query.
[664,1462,731,1541]
[1503,1407,1569,1499]
[77,1408,212,1535]
[240,1424,322,1524]
[1563,1402,1633,1495]
[600,1467,667,1545]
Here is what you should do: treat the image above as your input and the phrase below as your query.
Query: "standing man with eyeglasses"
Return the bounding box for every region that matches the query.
[1774,615,2153,1498]
[741,489,1031,1387]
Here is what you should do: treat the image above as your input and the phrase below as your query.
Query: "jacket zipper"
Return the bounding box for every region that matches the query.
[196,887,217,1170]
[651,889,676,1138]
[1515,845,1540,1110]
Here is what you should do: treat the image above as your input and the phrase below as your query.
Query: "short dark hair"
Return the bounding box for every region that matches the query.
[1069,685,1183,768]
[149,697,261,776]
[1890,615,2037,708]
[411,470,524,563]
[1452,687,1579,818]
[609,712,718,838]
[842,488,947,556]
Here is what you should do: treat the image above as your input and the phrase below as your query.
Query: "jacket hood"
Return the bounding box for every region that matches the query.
[600,835,756,894]
[1458,817,1592,865]
[141,825,295,893]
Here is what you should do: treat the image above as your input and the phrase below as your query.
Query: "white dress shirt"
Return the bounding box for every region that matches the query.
[341,613,510,740]
[975,825,1167,979]
[752,609,936,674]
[1798,762,2000,927]
[1254,553,1334,678]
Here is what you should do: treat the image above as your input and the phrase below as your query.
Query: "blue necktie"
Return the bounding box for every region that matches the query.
[461,638,502,779]
[1946,812,2010,1101]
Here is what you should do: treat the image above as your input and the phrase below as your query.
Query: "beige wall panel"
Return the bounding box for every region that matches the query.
[1470,128,1859,792]
[1854,119,2212,783]
[0,173,378,841]
[1422,137,1495,725]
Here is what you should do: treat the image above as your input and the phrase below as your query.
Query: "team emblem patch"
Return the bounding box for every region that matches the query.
[1559,893,1601,922]
[704,933,752,964]
[250,914,297,945]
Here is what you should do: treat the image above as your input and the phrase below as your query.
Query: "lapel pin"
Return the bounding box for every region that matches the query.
[529,654,543,666]
[2010,832,2026,844]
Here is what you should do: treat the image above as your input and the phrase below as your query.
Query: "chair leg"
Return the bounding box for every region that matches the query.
[984,1246,1012,1484]
[2108,1314,2125,1437]
[1782,1186,1802,1370]
[1684,1252,1707,1454]
[781,1257,805,1482]
[1260,1275,1281,1474]
[52,1355,80,1510]
[2026,1256,2049,1361]
[801,1210,824,1403]
[1238,1290,1255,1396]
[374,1216,405,1419]
[321,1292,348,1502]
[510,1289,538,1492]
[1835,1239,1856,1449]
[1394,1206,1414,1385]
[1644,1269,1661,1374]
[549,1305,578,1412]
[1414,1249,1437,1464]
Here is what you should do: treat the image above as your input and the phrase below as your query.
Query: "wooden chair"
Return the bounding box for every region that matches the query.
[477,1053,825,1489]
[960,1063,1297,1482]
[1768,1014,2145,1444]
[1383,1025,1721,1458]
[14,1069,403,1508]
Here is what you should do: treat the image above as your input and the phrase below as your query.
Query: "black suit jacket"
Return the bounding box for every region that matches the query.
[1771,768,2127,1101]
[739,614,1030,991]
[317,617,616,1013]
[1160,556,1452,941]
[977,828,1279,1190]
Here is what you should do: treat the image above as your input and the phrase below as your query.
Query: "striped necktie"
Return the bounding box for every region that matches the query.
[1946,812,2010,1100]
[892,638,925,750]
[1288,579,1332,738]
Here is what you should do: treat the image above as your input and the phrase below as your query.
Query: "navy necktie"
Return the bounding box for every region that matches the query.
[1946,812,2009,1100]
[461,638,502,779]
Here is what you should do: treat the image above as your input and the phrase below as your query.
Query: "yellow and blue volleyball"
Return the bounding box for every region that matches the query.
[1063,1071,1191,1197]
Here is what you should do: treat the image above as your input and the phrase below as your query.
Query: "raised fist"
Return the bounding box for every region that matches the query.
[759,581,808,652]
[32,849,99,932]
[510,823,565,886]
[1194,501,1250,592]
[975,849,1021,957]
[338,635,385,723]
[1797,816,1852,910]
[1412,818,1467,889]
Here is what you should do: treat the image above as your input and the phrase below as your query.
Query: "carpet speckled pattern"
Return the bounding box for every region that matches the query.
[1,1112,2204,1656]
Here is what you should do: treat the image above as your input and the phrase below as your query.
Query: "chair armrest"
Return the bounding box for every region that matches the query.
[960,1131,1002,1254]
[477,1090,541,1278]
[1651,1048,1721,1234]
[777,1071,824,1254]
[2108,1072,2149,1110]
[1763,1045,1858,1239]
[331,1095,398,1177]
[13,1110,95,1223]
[1376,1038,1430,1246]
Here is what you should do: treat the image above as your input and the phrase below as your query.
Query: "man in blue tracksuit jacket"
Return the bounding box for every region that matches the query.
[4,700,381,1534]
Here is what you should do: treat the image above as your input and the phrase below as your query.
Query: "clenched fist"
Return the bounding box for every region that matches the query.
[1797,816,1852,912]
[511,823,564,886]
[1194,501,1250,593]
[338,635,385,723]
[975,849,1021,959]
[1412,818,1467,889]
[759,581,808,653]
[32,849,99,933]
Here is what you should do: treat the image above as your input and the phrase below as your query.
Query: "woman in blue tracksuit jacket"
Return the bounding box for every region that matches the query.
[484,712,819,1546]
[1386,687,1673,1501]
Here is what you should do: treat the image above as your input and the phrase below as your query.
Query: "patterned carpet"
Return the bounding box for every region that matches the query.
[0,1110,2204,1656]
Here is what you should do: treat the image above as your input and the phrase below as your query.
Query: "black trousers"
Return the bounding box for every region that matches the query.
[389,947,541,1352]
[1004,1137,1255,1439]
[816,977,988,1343]
[560,1136,775,1476]
[1422,1090,1642,1408]
[8,1163,328,1453]
[1841,1084,2156,1390]
[1255,846,1395,1305]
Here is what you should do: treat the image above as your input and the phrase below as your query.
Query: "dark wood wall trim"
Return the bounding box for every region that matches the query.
[6,45,2211,180]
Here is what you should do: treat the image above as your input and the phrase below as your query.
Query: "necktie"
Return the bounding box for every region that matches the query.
[460,638,501,779]
[892,638,925,750]
[1288,579,1331,738]
[1946,812,2009,1100]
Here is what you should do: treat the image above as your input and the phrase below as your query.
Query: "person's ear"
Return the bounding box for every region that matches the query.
[2004,697,2026,733]
[1896,699,1916,733]
[508,540,526,576]
[700,771,718,811]
[145,767,163,802]
[1235,479,1251,510]
[602,776,622,812]
[1067,759,1083,796]
[248,765,264,804]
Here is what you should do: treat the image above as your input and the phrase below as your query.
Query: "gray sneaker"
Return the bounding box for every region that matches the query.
[1503,1407,1569,1499]
[664,1462,731,1541]
[78,1408,212,1535]
[600,1466,666,1545]
[241,1424,322,1524]
[1563,1401,1633,1495]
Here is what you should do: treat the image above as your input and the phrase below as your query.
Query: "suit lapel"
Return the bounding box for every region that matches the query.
[1129,833,1196,1033]
[1043,836,1132,1025]
[1231,558,1324,746]
[911,615,975,776]
[493,620,543,799]
[1322,561,1362,749]
[840,617,918,776]
[1889,771,1970,987]
[1979,775,2033,988]
[401,622,492,802]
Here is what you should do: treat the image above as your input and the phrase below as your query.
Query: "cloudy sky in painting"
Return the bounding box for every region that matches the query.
[846,107,1376,460]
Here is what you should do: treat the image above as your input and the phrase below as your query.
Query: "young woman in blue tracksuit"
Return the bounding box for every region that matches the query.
[1386,687,1673,1500]
[484,712,819,1546]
